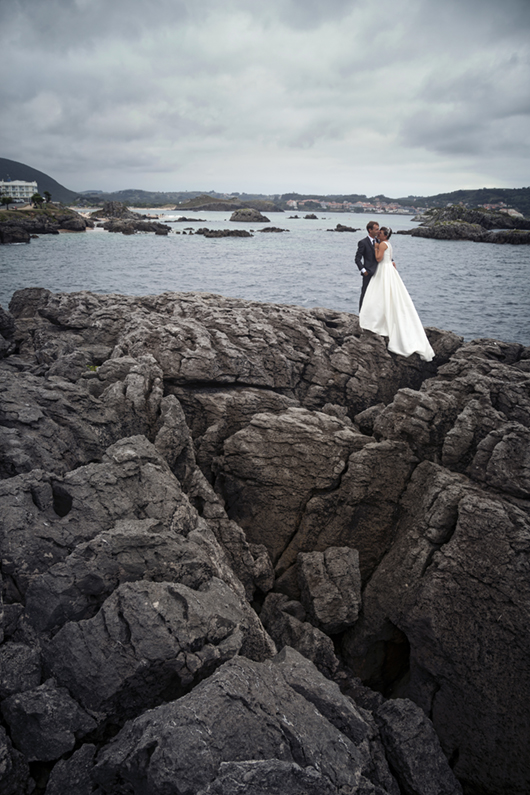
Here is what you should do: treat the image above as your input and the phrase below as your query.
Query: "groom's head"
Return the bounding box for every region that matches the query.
[367,221,379,238]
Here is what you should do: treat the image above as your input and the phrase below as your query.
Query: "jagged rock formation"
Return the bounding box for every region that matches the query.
[0,287,529,795]
[399,204,530,243]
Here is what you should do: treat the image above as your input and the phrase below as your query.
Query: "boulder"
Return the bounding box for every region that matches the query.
[0,643,41,698]
[92,649,462,795]
[260,593,340,678]
[297,546,362,633]
[0,725,32,795]
[92,653,376,794]
[376,699,462,795]
[44,744,97,795]
[1,679,96,761]
[229,208,270,222]
[43,578,275,723]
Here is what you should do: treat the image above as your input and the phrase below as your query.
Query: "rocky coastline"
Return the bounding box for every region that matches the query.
[398,204,530,243]
[0,206,94,244]
[0,288,529,795]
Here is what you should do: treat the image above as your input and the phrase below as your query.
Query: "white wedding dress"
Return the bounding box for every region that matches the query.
[359,242,434,362]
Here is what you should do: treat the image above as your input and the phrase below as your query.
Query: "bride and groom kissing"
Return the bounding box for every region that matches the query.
[355,220,434,362]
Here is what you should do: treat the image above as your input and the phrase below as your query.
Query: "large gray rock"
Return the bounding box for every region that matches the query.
[376,699,462,795]
[43,578,275,723]
[197,760,340,795]
[213,407,368,564]
[24,517,240,634]
[93,652,383,795]
[92,649,462,795]
[1,679,96,761]
[0,725,33,795]
[260,593,340,678]
[297,546,362,633]
[0,436,192,597]
[44,744,96,795]
[0,642,41,698]
[229,208,270,222]
[342,462,530,794]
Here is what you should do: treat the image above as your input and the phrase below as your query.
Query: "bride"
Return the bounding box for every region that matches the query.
[359,227,434,362]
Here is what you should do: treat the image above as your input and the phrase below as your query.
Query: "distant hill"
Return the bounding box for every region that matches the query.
[0,158,80,204]
[404,187,530,217]
[79,188,215,207]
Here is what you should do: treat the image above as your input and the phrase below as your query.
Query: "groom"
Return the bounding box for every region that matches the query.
[355,220,379,310]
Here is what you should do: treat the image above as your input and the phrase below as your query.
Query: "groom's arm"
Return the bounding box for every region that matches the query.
[355,239,366,272]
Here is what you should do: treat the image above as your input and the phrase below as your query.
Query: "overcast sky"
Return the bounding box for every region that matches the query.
[1,0,529,196]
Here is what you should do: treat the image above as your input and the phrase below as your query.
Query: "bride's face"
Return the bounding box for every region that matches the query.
[378,230,387,241]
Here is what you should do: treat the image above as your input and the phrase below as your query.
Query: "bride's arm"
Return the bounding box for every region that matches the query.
[374,241,387,262]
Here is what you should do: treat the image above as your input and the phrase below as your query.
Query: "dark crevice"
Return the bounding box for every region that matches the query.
[163,379,292,395]
[353,623,412,699]
[51,484,73,517]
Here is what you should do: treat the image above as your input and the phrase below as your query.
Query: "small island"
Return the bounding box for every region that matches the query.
[398,204,530,243]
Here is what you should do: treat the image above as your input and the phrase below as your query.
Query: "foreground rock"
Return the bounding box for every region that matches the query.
[0,287,529,795]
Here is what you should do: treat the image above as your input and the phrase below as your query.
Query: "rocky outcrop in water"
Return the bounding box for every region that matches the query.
[90,201,147,221]
[0,287,529,795]
[229,208,270,222]
[0,207,93,244]
[102,219,171,235]
[328,224,361,232]
[399,204,530,243]
[195,228,253,238]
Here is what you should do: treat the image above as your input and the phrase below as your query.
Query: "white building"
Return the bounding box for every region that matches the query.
[0,180,39,200]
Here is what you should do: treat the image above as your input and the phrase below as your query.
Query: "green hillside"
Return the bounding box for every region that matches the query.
[0,158,80,204]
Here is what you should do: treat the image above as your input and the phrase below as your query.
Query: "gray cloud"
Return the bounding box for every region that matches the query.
[1,0,528,195]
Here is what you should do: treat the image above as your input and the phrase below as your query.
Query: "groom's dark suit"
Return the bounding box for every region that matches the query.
[355,235,378,309]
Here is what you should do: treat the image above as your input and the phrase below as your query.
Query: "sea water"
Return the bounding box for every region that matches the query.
[1,211,529,345]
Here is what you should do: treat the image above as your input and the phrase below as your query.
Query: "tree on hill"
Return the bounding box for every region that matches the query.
[44,190,52,203]
[31,193,44,208]
[1,194,14,210]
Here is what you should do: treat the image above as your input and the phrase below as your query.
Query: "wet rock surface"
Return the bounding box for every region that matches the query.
[0,287,528,794]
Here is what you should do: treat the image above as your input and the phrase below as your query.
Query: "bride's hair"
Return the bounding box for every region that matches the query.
[379,226,392,239]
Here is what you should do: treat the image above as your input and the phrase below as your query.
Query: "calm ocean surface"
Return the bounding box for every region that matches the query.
[1,211,529,345]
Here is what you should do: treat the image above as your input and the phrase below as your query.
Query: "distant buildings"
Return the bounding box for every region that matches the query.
[285,198,418,214]
[0,179,38,200]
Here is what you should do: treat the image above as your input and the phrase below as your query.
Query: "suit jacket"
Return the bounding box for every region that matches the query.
[355,236,378,276]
